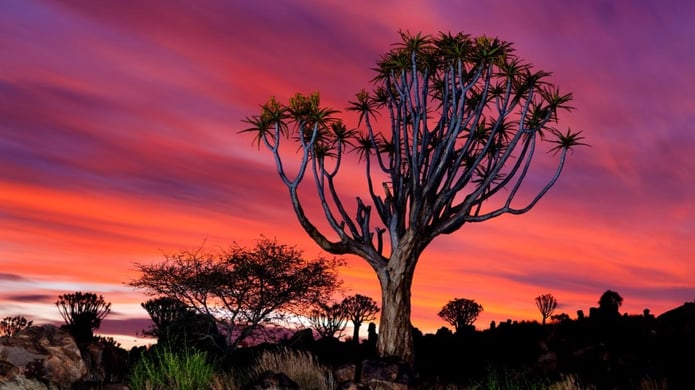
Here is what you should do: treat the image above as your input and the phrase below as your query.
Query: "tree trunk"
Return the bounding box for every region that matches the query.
[376,263,415,365]
[352,320,362,345]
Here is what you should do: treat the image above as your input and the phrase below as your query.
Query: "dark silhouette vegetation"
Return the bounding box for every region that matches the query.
[536,292,558,325]
[438,297,483,334]
[129,236,343,352]
[0,315,33,337]
[56,291,111,344]
[4,274,695,388]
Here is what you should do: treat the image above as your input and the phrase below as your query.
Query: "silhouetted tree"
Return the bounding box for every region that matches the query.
[598,290,623,318]
[535,293,558,325]
[438,298,483,333]
[341,294,380,345]
[56,291,111,343]
[308,302,347,339]
[0,315,33,337]
[130,236,342,351]
[140,296,220,351]
[140,297,187,339]
[241,30,584,363]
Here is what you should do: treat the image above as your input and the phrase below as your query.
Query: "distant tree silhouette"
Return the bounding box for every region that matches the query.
[551,312,571,323]
[598,290,623,318]
[56,291,111,343]
[308,302,348,339]
[0,315,33,337]
[140,297,187,339]
[341,294,380,345]
[535,293,558,325]
[438,298,483,333]
[130,236,342,351]
[142,297,222,353]
[241,30,584,364]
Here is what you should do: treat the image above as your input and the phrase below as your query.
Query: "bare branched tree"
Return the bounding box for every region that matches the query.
[242,30,585,363]
[308,302,348,339]
[535,293,558,325]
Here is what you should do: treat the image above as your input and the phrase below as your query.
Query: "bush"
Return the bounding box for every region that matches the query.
[128,347,215,390]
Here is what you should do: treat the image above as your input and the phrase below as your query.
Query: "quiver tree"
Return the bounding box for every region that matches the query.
[141,297,222,352]
[308,302,348,339]
[535,293,558,325]
[242,30,585,364]
[0,315,33,337]
[341,294,380,345]
[130,236,342,351]
[438,298,483,333]
[56,291,111,343]
[141,297,188,339]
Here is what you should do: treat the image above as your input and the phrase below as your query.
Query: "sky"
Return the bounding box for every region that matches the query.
[1,0,694,348]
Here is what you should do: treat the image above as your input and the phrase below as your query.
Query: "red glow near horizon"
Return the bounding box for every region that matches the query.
[1,1,694,346]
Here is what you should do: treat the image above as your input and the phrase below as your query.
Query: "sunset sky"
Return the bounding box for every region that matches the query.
[2,0,694,347]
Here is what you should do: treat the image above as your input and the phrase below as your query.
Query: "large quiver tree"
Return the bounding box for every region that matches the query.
[242,30,585,364]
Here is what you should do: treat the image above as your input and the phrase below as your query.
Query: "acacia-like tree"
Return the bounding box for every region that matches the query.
[438,298,483,333]
[308,302,348,339]
[56,291,111,343]
[535,293,558,325]
[130,237,342,351]
[242,30,584,363]
[0,315,33,337]
[341,294,380,345]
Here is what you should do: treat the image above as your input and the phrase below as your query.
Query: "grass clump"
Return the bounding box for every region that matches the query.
[128,346,215,390]
[215,346,335,390]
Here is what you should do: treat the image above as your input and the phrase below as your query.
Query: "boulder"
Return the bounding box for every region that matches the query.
[0,325,86,389]
[0,374,50,390]
[361,358,413,390]
[334,363,357,383]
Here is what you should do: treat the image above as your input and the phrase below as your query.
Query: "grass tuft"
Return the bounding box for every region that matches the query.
[128,346,215,390]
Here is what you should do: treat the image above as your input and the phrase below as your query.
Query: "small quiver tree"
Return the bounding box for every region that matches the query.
[341,294,380,345]
[56,291,111,344]
[438,297,483,334]
[0,315,33,337]
[308,302,348,339]
[535,293,558,325]
[141,297,223,353]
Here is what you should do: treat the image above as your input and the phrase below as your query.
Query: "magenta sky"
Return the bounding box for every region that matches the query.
[1,1,694,346]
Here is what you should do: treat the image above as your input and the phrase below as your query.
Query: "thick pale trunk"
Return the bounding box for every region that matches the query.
[376,265,415,365]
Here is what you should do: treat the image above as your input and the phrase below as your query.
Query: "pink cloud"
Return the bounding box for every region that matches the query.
[1,1,693,339]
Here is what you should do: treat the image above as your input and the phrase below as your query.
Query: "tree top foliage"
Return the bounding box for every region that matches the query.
[241,30,586,265]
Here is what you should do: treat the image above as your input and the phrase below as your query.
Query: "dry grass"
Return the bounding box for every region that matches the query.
[212,347,335,390]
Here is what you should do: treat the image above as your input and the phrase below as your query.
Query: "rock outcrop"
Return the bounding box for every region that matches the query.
[0,325,87,389]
